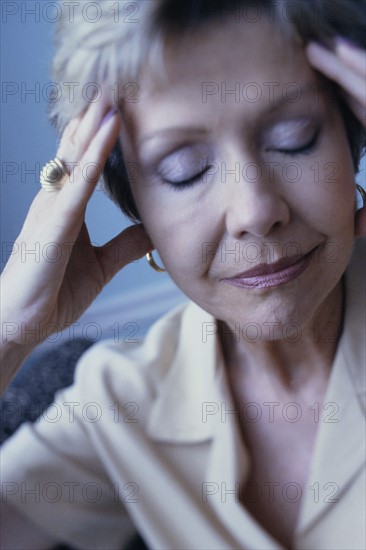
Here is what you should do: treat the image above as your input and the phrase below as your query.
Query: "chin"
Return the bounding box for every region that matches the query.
[219,297,317,341]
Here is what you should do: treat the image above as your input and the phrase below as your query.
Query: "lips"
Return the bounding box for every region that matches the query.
[222,246,317,289]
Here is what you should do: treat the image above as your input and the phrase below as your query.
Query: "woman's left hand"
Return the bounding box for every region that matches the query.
[306,38,366,127]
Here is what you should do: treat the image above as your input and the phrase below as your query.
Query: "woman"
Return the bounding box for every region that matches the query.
[1,0,365,548]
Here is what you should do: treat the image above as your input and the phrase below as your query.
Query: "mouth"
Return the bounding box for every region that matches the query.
[221,246,318,289]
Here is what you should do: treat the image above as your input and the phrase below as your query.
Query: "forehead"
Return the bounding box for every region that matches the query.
[138,17,306,96]
[122,17,328,137]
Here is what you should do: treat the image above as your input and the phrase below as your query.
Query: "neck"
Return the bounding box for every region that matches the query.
[219,280,344,392]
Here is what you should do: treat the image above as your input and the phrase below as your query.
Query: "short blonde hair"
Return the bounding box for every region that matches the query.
[50,0,164,132]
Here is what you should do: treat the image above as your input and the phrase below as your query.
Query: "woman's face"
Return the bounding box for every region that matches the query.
[121,18,358,336]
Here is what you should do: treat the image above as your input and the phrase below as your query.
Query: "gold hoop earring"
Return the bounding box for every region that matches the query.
[356,184,366,207]
[146,251,166,273]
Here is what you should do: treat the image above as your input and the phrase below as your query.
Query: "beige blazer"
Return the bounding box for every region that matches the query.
[1,239,365,549]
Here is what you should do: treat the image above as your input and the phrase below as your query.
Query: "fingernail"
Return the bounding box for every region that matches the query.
[335,36,359,50]
[101,107,118,127]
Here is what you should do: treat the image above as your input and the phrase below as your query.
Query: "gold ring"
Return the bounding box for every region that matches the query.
[40,157,69,192]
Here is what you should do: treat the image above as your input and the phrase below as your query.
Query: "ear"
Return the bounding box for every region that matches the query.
[354,206,366,237]
[354,185,366,237]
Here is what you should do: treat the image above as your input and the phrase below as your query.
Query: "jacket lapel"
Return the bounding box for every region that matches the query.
[146,302,221,443]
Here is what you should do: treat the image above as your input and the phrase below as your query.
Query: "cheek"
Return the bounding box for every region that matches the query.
[119,127,213,276]
[286,123,356,234]
[133,186,213,276]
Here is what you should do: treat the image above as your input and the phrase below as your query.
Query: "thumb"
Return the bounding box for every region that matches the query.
[97,224,154,281]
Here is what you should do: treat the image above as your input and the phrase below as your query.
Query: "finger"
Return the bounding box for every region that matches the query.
[26,109,120,256]
[57,89,114,165]
[335,38,366,76]
[59,109,121,209]
[306,42,366,107]
[96,224,154,282]
[65,98,111,161]
[57,112,84,165]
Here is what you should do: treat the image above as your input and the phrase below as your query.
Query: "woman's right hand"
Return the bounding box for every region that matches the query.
[1,94,153,390]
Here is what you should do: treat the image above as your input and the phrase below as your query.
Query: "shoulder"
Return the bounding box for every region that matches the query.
[72,300,208,404]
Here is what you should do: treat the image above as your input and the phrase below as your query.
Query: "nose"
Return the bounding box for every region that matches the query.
[222,161,291,239]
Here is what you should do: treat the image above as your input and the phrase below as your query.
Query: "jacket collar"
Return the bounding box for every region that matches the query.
[146,301,223,442]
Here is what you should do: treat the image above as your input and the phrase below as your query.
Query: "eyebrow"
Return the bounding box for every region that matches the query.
[138,127,208,147]
[138,80,330,147]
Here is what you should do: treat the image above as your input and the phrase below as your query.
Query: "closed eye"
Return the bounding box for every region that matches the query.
[272,130,320,156]
[162,165,212,190]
